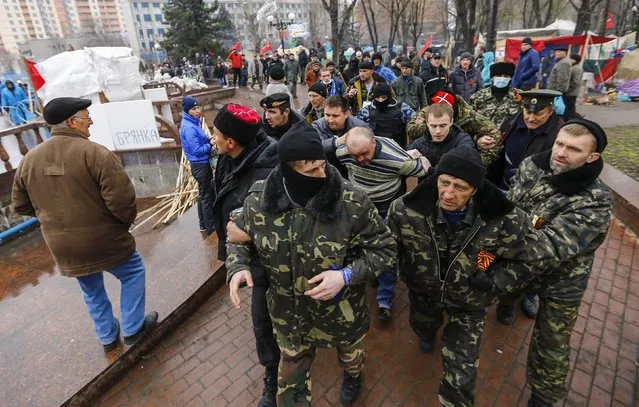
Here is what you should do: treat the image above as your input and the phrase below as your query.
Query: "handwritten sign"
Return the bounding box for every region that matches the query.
[89,100,161,151]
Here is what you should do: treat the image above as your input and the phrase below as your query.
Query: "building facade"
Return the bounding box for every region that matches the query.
[0,0,125,63]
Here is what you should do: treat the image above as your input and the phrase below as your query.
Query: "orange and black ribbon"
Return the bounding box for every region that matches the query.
[476,250,496,272]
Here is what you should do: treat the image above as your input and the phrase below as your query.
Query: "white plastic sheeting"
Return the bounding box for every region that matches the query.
[36,47,143,104]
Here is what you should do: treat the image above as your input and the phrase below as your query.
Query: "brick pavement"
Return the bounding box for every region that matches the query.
[97,218,639,407]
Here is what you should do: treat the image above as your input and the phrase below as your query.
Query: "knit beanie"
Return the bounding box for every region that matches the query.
[308,81,328,98]
[371,83,393,99]
[213,104,262,146]
[277,122,326,164]
[522,37,533,46]
[459,51,473,61]
[182,96,198,113]
[269,66,285,81]
[436,147,486,188]
[563,118,608,153]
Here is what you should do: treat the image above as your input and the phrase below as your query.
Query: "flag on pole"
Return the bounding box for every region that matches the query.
[229,42,242,52]
[418,38,433,57]
[605,12,614,29]
[259,42,273,54]
[23,57,45,91]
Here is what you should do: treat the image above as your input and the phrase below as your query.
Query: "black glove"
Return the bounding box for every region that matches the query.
[468,270,497,295]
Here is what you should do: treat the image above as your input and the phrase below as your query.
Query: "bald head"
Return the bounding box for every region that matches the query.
[345,127,376,165]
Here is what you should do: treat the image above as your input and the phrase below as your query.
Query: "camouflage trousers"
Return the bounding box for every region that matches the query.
[408,290,487,407]
[277,335,366,407]
[528,274,589,404]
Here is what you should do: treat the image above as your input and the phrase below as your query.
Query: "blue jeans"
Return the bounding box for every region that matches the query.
[76,251,146,345]
[377,268,397,309]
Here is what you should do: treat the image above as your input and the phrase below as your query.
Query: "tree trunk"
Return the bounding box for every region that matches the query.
[486,0,499,51]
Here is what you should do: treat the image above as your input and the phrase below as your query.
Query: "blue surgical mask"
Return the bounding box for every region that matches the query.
[493,77,511,89]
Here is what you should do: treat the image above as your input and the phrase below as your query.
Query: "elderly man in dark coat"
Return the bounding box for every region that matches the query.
[12,98,158,352]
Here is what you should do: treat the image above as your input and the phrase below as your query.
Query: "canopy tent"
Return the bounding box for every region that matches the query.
[497,20,577,40]
[504,34,616,63]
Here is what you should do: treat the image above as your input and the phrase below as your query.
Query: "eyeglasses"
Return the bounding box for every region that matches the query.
[72,116,92,121]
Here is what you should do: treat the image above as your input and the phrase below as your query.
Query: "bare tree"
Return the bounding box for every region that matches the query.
[241,1,263,52]
[376,0,411,52]
[453,0,478,54]
[568,0,603,35]
[485,0,499,51]
[360,0,380,50]
[321,0,358,63]
[405,0,430,48]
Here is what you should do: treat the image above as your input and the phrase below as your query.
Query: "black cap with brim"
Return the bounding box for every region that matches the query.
[43,97,92,125]
[359,61,374,70]
[260,93,290,109]
[519,89,562,112]
[555,45,569,52]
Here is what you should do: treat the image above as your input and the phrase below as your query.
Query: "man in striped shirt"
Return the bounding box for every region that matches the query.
[335,127,427,320]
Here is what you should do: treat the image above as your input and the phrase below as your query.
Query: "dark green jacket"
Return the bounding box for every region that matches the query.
[387,174,573,310]
[497,152,613,301]
[226,164,397,348]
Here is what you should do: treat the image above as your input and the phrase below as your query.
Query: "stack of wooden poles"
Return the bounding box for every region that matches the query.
[132,118,213,231]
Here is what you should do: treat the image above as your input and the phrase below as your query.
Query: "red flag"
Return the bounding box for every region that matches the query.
[24,58,45,91]
[259,42,272,54]
[229,42,242,52]
[418,38,433,57]
[605,12,614,29]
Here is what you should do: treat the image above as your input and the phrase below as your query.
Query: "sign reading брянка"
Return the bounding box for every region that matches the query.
[89,100,161,151]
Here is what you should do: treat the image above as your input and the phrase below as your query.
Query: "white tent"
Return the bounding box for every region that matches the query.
[497,20,576,39]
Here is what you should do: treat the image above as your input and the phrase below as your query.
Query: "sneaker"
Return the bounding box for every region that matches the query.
[496,303,515,325]
[419,335,436,353]
[377,306,392,321]
[257,367,277,407]
[340,373,361,405]
[124,311,159,346]
[103,318,120,352]
[521,293,539,319]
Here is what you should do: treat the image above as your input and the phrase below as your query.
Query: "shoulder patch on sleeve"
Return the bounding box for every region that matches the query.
[249,180,266,194]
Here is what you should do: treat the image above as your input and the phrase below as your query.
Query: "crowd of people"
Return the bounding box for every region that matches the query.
[174,39,610,407]
[10,38,610,407]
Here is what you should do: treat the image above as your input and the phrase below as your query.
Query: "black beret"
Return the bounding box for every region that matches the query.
[260,93,290,109]
[359,61,374,70]
[490,62,516,77]
[563,118,608,153]
[43,97,92,125]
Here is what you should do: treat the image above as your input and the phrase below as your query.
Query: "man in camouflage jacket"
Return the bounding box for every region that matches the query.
[387,147,584,407]
[495,119,612,407]
[407,91,502,166]
[226,122,397,407]
[469,61,521,129]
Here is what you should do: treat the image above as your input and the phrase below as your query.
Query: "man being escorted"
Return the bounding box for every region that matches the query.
[506,119,612,407]
[226,123,397,406]
[387,147,576,407]
[210,104,280,407]
[12,98,158,351]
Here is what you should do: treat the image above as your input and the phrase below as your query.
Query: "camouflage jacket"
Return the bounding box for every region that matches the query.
[469,88,521,129]
[494,152,613,301]
[387,174,585,310]
[226,164,397,348]
[406,95,502,166]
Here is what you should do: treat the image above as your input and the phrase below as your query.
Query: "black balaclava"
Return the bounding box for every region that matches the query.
[277,122,328,206]
[372,83,393,111]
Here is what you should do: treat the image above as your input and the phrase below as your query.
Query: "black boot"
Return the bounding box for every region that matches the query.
[123,312,159,346]
[521,292,539,319]
[340,373,361,405]
[257,367,277,407]
[528,394,552,407]
[496,303,515,325]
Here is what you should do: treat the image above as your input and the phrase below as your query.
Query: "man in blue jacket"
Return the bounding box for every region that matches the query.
[179,96,215,234]
[372,53,396,83]
[512,38,540,90]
